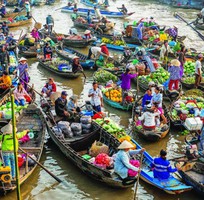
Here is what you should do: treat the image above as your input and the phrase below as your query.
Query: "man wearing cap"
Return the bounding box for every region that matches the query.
[88,82,103,112]
[46,14,54,36]
[55,91,70,119]
[41,77,57,97]
[195,54,203,88]
[0,123,29,180]
[114,140,145,179]
[43,42,52,60]
[0,4,6,17]
[25,1,31,18]
[151,149,179,179]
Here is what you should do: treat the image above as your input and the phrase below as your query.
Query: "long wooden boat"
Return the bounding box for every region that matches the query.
[47,117,137,188]
[38,59,81,79]
[3,10,26,18]
[0,104,46,193]
[61,6,135,18]
[6,18,32,28]
[80,0,109,10]
[103,95,132,111]
[55,45,95,69]
[194,23,204,31]
[132,96,170,142]
[175,161,204,196]
[181,78,204,90]
[172,3,202,10]
[92,121,192,193]
[18,46,37,58]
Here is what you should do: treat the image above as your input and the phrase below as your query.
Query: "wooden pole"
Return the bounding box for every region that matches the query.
[11,93,21,200]
[133,153,144,200]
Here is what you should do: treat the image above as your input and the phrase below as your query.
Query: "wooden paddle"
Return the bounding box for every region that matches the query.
[133,152,144,200]
[19,147,63,183]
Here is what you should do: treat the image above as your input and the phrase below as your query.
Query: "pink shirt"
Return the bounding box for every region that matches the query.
[14,88,29,100]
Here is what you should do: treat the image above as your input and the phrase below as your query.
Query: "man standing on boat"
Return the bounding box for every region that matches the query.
[25,1,31,19]
[88,82,103,112]
[151,149,180,179]
[195,54,203,89]
[118,4,128,15]
[94,6,102,20]
[46,14,54,36]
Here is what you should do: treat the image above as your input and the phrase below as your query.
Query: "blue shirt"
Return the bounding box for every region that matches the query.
[151,157,177,179]
[67,100,75,111]
[168,66,181,80]
[142,94,152,108]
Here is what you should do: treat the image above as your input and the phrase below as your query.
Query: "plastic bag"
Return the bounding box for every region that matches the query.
[81,123,92,129]
[80,116,92,124]
[71,123,82,131]
[89,141,109,157]
[58,121,73,138]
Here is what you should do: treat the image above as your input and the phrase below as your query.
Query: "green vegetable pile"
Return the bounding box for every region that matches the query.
[184,60,195,75]
[93,69,118,83]
[182,76,204,84]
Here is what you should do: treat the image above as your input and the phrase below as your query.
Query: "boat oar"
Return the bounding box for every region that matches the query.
[19,147,63,183]
[133,152,144,200]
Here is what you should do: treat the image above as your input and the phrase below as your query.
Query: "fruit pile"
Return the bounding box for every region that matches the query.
[184,60,195,75]
[138,67,170,85]
[101,37,125,46]
[94,118,136,149]
[93,69,118,83]
[96,60,119,70]
[182,76,204,84]
[104,88,123,103]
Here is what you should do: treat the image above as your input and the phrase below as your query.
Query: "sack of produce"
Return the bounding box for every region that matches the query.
[89,141,109,157]
[82,128,91,135]
[81,123,92,129]
[80,115,92,124]
[94,153,111,169]
[71,123,82,131]
[58,121,73,138]
[73,130,82,136]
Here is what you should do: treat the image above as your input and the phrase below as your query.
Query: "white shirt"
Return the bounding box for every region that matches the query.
[89,88,102,106]
[95,8,102,19]
[195,60,202,75]
[91,47,101,57]
[201,8,204,16]
[138,111,160,127]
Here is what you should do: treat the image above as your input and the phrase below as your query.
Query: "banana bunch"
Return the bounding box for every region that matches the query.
[101,37,111,44]
[114,40,125,46]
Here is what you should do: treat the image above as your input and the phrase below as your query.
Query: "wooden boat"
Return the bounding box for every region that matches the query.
[39,29,96,48]
[80,0,109,10]
[172,3,202,10]
[175,161,204,196]
[6,18,32,28]
[132,96,170,142]
[103,95,133,111]
[0,104,46,193]
[181,78,204,90]
[132,140,192,194]
[3,10,26,18]
[61,6,135,19]
[47,117,137,188]
[18,46,37,58]
[38,58,81,79]
[33,0,46,6]
[55,45,95,69]
[93,121,192,193]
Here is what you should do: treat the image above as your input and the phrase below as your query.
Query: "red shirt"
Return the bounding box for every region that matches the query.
[44,82,57,92]
[101,46,109,56]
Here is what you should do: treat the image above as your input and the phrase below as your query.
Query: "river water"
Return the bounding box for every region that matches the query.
[1,0,203,199]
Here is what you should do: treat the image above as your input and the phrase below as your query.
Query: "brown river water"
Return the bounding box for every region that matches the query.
[1,0,204,199]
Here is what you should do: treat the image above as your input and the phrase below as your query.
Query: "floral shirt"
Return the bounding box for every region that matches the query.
[168,66,181,80]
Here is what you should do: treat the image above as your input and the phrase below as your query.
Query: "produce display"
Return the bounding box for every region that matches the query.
[96,60,119,70]
[93,69,118,83]
[94,118,136,149]
[184,60,195,75]
[19,38,35,46]
[0,102,28,119]
[182,76,204,84]
[170,89,204,123]
[101,37,125,46]
[6,15,28,23]
[103,87,123,103]
[138,67,170,85]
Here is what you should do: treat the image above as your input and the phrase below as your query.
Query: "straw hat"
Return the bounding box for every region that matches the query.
[118,140,134,149]
[84,30,91,34]
[73,55,79,60]
[100,43,106,46]
[1,123,17,134]
[19,57,27,62]
[171,59,180,67]
[148,81,155,86]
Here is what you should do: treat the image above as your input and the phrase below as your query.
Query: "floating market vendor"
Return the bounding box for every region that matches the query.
[13,6,22,13]
[195,54,203,89]
[100,43,109,57]
[0,71,11,93]
[136,22,144,40]
[72,56,83,73]
[1,21,9,36]
[0,41,7,69]
[142,89,152,110]
[43,42,52,60]
[151,86,163,114]
[31,28,40,42]
[121,68,137,105]
[83,30,92,40]
[67,95,80,113]
[46,14,54,36]
[41,77,57,97]
[118,4,128,15]
[178,45,186,78]
[0,123,29,180]
[55,91,70,120]
[14,82,31,106]
[159,40,173,65]
[151,149,179,179]
[94,6,102,20]
[0,4,6,17]
[25,1,31,18]
[14,57,30,90]
[114,140,145,179]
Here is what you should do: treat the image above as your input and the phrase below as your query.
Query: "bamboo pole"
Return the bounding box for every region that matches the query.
[11,93,21,200]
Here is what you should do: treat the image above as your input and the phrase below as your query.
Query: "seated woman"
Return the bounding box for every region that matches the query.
[114,140,145,180]
[67,95,80,113]
[142,89,152,110]
[83,30,92,40]
[31,28,40,42]
[151,87,163,114]
[138,104,160,131]
[0,71,12,94]
[41,77,56,97]
[14,83,31,106]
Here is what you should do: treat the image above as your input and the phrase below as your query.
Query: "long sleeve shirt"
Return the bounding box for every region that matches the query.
[0,75,12,87]
[142,94,152,108]
[0,131,27,151]
[55,97,67,116]
[138,111,160,127]
[14,88,29,101]
[168,66,181,80]
[160,44,172,59]
[114,149,141,179]
[121,73,137,90]
[151,157,177,179]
